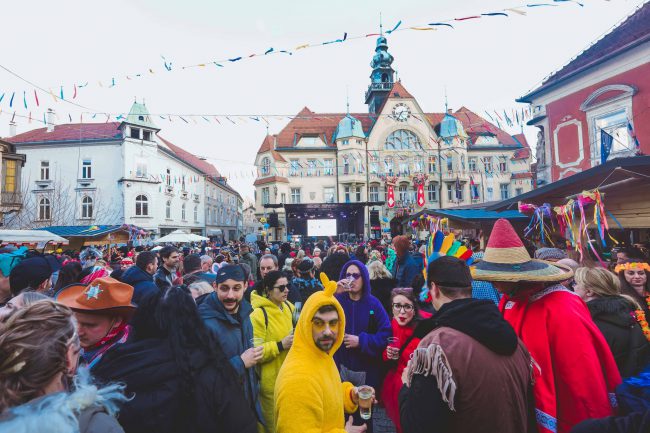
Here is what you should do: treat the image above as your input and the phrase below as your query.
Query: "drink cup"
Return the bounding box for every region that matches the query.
[387,337,400,360]
[250,337,264,348]
[357,385,373,420]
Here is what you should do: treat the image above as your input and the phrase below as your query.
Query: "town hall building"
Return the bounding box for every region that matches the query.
[253,35,533,241]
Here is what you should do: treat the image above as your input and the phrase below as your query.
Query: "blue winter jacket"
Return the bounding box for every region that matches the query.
[334,260,392,390]
[395,252,421,288]
[199,293,264,425]
[120,265,159,306]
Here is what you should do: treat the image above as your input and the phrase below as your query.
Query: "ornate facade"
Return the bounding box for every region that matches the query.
[254,36,533,241]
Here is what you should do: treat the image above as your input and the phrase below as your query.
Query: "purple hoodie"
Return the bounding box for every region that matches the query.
[334,260,392,389]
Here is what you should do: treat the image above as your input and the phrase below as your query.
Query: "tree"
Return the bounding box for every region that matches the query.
[3,171,122,229]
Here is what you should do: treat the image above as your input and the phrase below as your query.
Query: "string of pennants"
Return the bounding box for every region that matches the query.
[0,104,536,135]
[0,0,592,109]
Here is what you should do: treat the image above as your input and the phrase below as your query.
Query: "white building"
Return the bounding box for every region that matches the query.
[3,102,236,237]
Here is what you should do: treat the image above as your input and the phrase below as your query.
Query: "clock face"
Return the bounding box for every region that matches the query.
[392,103,411,122]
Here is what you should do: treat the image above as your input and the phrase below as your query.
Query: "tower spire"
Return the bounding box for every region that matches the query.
[346,86,350,115]
[444,86,449,113]
[380,12,383,36]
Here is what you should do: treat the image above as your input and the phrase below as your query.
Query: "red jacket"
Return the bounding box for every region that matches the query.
[500,285,621,433]
[380,312,432,433]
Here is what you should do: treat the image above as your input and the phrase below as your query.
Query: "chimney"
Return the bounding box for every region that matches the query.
[47,108,55,132]
[8,121,16,137]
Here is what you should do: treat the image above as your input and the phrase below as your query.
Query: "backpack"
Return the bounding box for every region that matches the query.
[259,302,294,328]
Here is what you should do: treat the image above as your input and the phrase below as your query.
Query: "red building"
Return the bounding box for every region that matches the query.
[518,2,650,185]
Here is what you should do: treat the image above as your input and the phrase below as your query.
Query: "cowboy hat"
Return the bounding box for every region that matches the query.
[56,277,137,318]
[471,219,573,283]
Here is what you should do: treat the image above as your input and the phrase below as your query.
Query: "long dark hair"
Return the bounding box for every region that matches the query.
[133,286,235,410]
[618,268,650,309]
[261,270,285,297]
[52,261,82,293]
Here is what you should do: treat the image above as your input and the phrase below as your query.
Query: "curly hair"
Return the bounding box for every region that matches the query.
[261,270,285,297]
[0,300,77,412]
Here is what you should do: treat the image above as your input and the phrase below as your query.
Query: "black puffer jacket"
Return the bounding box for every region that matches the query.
[92,338,257,433]
[587,296,650,378]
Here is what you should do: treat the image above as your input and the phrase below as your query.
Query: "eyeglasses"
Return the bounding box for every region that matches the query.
[392,303,414,313]
[345,272,362,280]
[274,284,289,291]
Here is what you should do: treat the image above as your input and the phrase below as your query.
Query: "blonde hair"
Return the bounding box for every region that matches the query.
[188,281,213,296]
[0,300,77,412]
[368,260,392,279]
[575,266,641,309]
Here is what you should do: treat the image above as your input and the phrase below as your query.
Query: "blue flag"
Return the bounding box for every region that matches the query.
[600,130,613,164]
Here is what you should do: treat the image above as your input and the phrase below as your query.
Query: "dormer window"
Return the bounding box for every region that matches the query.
[130,127,141,139]
[138,115,145,121]
[143,130,152,141]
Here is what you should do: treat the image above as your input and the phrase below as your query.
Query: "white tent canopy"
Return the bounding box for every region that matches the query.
[0,230,69,246]
[154,229,209,244]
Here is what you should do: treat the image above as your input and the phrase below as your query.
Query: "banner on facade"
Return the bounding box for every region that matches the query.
[387,185,395,208]
[416,183,425,207]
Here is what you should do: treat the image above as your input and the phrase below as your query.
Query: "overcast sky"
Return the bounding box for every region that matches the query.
[2,0,646,199]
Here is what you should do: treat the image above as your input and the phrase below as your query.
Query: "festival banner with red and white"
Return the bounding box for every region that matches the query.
[387,185,395,208]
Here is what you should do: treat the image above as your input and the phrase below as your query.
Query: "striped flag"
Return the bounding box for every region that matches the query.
[628,122,640,150]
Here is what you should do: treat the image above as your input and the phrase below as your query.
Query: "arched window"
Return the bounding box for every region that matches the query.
[38,197,51,221]
[194,205,198,222]
[385,129,423,150]
[81,196,93,219]
[165,200,171,219]
[261,157,271,176]
[181,203,186,221]
[135,195,148,216]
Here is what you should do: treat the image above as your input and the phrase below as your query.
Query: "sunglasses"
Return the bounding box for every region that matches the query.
[392,303,414,313]
[274,284,289,291]
[345,272,362,280]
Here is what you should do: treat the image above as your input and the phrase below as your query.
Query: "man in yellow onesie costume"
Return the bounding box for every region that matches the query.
[274,274,371,433]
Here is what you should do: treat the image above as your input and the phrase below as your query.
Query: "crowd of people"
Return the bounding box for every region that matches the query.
[0,222,649,433]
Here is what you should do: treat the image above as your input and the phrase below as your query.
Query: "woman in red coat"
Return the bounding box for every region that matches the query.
[380,287,431,433]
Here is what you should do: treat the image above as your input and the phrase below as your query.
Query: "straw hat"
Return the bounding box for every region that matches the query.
[471,219,573,283]
[56,277,136,318]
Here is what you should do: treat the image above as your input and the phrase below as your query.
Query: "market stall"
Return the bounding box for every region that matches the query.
[488,156,650,260]
[0,229,69,250]
[38,224,151,250]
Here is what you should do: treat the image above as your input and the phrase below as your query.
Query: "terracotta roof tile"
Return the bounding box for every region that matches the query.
[445,107,518,146]
[274,108,375,149]
[158,136,220,176]
[513,133,529,148]
[5,122,123,144]
[253,176,289,186]
[388,81,414,99]
[256,135,287,162]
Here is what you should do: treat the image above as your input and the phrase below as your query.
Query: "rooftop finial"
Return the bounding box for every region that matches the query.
[380,12,383,36]
[444,86,449,112]
[346,86,350,114]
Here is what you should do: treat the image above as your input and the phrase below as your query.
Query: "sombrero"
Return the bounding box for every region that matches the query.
[56,276,137,318]
[471,219,573,283]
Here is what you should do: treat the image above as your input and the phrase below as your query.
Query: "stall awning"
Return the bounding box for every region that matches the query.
[0,229,69,245]
[430,209,528,221]
[488,156,650,211]
[39,225,123,238]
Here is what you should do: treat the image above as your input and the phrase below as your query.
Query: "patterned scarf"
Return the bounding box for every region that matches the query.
[81,319,130,370]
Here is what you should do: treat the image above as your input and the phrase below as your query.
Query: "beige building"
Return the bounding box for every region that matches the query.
[254,36,532,241]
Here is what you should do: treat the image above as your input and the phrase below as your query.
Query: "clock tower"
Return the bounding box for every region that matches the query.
[364,35,395,114]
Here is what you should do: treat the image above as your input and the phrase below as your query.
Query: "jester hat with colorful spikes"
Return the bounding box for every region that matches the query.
[419,230,474,302]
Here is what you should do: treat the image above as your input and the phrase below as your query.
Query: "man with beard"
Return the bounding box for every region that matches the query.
[275,274,370,433]
[199,264,264,428]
